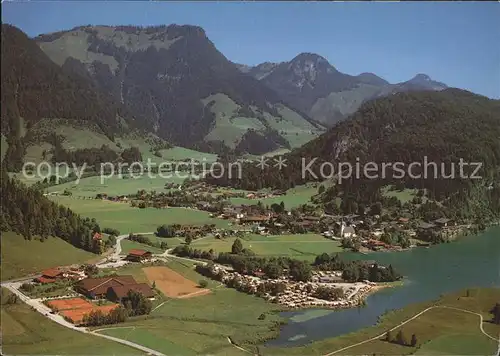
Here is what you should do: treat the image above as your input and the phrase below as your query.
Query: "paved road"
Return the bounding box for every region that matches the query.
[3,280,165,355]
[1,232,166,355]
[97,232,156,268]
[322,305,500,356]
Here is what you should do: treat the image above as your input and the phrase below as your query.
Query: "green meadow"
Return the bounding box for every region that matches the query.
[48,196,231,233]
[46,174,189,198]
[191,233,343,260]
[119,235,184,255]
[159,146,218,162]
[0,231,98,280]
[229,184,319,209]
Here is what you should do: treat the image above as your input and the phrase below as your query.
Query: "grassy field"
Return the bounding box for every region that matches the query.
[260,287,500,355]
[191,233,343,261]
[229,184,319,209]
[1,289,142,355]
[201,93,323,151]
[95,259,286,356]
[159,146,218,162]
[414,334,497,355]
[48,197,231,233]
[118,233,186,255]
[46,174,188,198]
[0,231,98,280]
[382,186,419,204]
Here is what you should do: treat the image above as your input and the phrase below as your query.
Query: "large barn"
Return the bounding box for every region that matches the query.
[126,249,153,262]
[75,275,154,300]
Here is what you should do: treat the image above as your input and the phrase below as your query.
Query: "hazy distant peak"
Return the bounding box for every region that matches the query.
[405,73,448,90]
[356,72,389,86]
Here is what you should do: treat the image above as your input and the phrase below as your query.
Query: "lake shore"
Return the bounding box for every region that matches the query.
[265,227,499,347]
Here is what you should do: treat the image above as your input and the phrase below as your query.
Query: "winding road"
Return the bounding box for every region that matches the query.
[1,232,167,355]
[1,232,219,356]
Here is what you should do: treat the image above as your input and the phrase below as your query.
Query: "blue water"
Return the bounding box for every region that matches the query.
[267,227,500,346]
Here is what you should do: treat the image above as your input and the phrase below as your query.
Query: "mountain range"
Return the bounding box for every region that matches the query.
[34,25,324,155]
[2,23,449,167]
[236,53,448,126]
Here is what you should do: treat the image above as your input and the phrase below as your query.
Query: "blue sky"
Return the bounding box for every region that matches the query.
[2,1,499,98]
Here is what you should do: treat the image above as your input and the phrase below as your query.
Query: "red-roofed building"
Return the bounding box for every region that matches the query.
[107,283,155,302]
[35,268,66,284]
[93,232,102,241]
[126,249,152,262]
[36,276,57,284]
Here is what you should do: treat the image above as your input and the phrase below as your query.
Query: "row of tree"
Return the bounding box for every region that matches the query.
[314,253,401,283]
[174,240,401,283]
[385,329,418,347]
[128,233,168,250]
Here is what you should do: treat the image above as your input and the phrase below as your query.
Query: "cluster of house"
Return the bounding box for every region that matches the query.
[34,267,86,284]
[417,218,455,231]
[242,190,286,200]
[95,193,129,202]
[208,264,377,310]
[75,275,155,303]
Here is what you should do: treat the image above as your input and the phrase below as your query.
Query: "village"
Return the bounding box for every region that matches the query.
[83,180,468,252]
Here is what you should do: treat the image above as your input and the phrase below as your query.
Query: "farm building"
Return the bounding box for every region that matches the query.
[107,283,155,302]
[75,275,137,299]
[34,268,65,284]
[126,249,152,262]
[75,275,155,302]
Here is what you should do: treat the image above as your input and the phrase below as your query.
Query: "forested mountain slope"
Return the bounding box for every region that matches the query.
[1,25,153,170]
[36,25,323,154]
[208,89,500,220]
[0,169,103,254]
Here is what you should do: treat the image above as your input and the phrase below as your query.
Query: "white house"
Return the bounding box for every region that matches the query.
[340,221,356,238]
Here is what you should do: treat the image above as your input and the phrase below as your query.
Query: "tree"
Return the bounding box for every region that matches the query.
[125,290,152,316]
[270,203,284,214]
[396,329,407,346]
[490,303,500,324]
[410,334,418,347]
[185,236,193,245]
[385,330,393,342]
[83,264,98,277]
[371,202,383,216]
[263,261,283,279]
[156,224,175,237]
[231,238,244,255]
[289,261,312,282]
[199,279,208,288]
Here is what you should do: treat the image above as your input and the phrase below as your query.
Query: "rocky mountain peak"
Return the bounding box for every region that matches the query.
[287,52,336,88]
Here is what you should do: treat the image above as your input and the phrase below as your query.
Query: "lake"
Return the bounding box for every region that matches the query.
[267,227,500,346]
